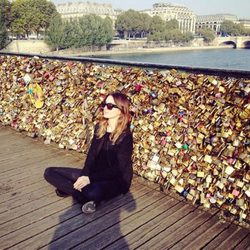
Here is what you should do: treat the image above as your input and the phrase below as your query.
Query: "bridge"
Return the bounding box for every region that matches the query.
[0,125,250,249]
[0,53,250,249]
[214,36,250,49]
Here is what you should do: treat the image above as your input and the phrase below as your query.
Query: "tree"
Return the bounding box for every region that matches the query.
[61,20,81,48]
[164,29,190,43]
[11,0,35,37]
[149,15,165,34]
[220,20,246,36]
[102,17,113,43]
[180,32,194,43]
[243,28,250,35]
[147,31,164,42]
[221,20,237,35]
[237,23,247,35]
[197,28,215,42]
[78,15,113,48]
[10,0,57,38]
[45,13,64,51]
[115,10,133,39]
[165,19,179,30]
[116,9,136,39]
[116,10,151,39]
[31,0,57,36]
[0,0,11,27]
[0,0,9,49]
[46,14,114,51]
[139,13,151,38]
[0,17,8,49]
[147,17,193,44]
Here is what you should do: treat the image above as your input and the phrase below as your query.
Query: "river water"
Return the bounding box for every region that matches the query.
[94,48,250,71]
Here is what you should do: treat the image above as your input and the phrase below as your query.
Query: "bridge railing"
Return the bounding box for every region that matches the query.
[215,36,250,49]
[0,52,249,222]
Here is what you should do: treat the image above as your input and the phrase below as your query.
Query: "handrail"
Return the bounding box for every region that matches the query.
[0,51,250,78]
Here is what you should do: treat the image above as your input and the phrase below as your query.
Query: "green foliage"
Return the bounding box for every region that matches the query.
[139,13,151,37]
[0,17,8,49]
[45,13,64,51]
[115,10,151,38]
[221,20,236,35]
[220,20,247,36]
[10,0,57,37]
[149,16,165,34]
[243,28,250,35]
[0,0,11,27]
[165,29,180,42]
[11,0,34,37]
[115,10,193,43]
[102,17,114,44]
[115,9,136,38]
[237,23,247,35]
[31,0,57,34]
[147,17,193,44]
[165,19,179,30]
[61,21,81,48]
[147,31,164,42]
[165,29,193,43]
[148,28,193,44]
[0,0,9,48]
[76,15,113,48]
[45,14,114,51]
[197,28,215,42]
[179,31,194,43]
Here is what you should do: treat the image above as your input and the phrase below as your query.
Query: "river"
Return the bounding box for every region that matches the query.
[93,48,250,71]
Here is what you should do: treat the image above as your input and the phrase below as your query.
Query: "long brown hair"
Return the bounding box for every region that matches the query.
[97,92,131,144]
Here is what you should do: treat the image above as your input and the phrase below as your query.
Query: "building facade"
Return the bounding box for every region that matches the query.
[239,19,250,29]
[56,1,119,23]
[141,3,196,33]
[196,14,238,33]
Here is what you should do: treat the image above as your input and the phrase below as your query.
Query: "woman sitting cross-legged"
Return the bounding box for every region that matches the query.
[44,92,133,214]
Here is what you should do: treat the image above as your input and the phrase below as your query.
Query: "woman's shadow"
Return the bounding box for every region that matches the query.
[47,191,136,250]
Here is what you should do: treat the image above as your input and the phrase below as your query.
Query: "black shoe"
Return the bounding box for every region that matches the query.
[82,201,96,214]
[55,189,70,197]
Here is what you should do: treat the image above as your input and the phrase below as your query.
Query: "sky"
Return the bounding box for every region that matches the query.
[52,0,250,19]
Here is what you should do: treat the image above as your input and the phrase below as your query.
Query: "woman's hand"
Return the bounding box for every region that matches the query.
[73,176,90,191]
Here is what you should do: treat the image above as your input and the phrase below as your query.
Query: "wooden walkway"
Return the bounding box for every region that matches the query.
[0,125,249,250]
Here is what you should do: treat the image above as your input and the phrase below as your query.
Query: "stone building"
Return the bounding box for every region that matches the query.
[196,14,238,33]
[56,1,119,23]
[141,3,196,33]
[239,19,250,29]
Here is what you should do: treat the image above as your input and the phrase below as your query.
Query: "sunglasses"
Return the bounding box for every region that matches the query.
[100,102,120,110]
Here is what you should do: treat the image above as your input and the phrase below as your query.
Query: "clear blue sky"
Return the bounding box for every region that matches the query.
[52,0,250,19]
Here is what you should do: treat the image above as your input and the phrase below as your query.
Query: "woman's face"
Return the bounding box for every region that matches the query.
[103,95,121,119]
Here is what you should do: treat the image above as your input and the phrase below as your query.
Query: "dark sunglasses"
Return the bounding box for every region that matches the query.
[100,102,120,110]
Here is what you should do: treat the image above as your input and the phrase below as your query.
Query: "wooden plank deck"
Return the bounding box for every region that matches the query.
[0,125,249,250]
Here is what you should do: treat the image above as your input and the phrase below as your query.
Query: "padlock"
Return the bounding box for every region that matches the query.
[0,55,249,222]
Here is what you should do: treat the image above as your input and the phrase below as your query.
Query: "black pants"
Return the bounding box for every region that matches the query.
[44,167,124,204]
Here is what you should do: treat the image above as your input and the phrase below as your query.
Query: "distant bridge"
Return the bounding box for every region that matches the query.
[214,36,250,49]
[110,37,250,49]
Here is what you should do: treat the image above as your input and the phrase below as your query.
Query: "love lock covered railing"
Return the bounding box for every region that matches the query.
[0,52,249,223]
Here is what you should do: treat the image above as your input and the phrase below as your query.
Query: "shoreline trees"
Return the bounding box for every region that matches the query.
[1,2,249,52]
[116,10,194,45]
[10,0,57,38]
[0,0,11,49]
[46,15,113,51]
[220,20,250,36]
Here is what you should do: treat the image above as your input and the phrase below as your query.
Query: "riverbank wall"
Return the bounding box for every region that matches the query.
[49,45,232,57]
[1,39,232,56]
[0,52,249,224]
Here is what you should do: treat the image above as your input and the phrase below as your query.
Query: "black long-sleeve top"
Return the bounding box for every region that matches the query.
[81,124,133,193]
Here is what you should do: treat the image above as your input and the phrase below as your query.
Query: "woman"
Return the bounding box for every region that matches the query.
[44,92,133,214]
